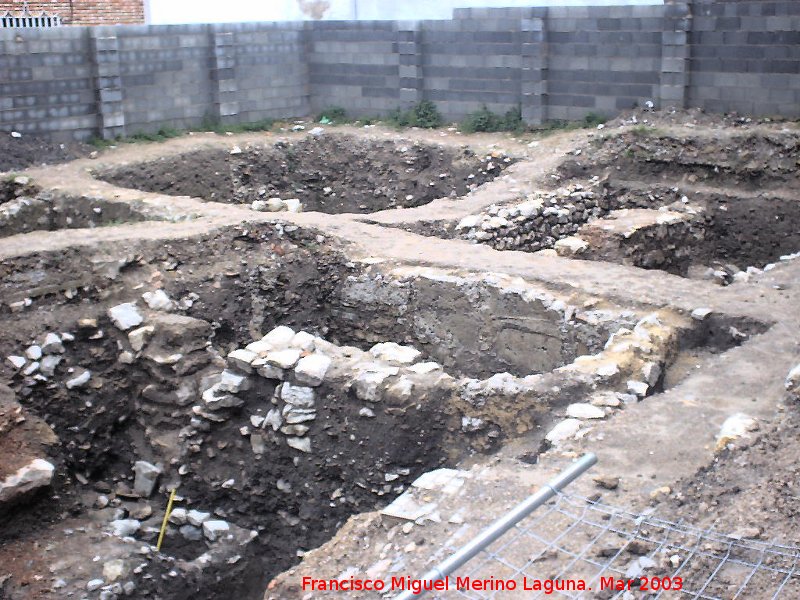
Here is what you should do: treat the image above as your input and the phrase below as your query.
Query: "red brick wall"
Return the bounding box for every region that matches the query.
[0,0,144,25]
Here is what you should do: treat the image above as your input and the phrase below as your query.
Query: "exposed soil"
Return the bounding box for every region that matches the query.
[0,114,799,600]
[0,133,93,173]
[648,408,800,598]
[572,130,800,192]
[0,223,460,600]
[96,134,511,214]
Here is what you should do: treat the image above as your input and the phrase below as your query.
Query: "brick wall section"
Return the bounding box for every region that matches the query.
[421,15,523,119]
[114,24,214,133]
[0,1,144,25]
[545,5,665,121]
[228,23,309,123]
[0,26,97,140]
[1,1,800,142]
[689,0,800,116]
[307,21,399,116]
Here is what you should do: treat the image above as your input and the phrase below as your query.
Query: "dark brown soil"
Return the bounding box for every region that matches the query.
[0,223,456,600]
[95,134,511,214]
[655,407,800,598]
[0,133,93,173]
[555,131,800,273]
[569,131,800,192]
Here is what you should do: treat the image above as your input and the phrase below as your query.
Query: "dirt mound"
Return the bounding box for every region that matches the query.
[96,134,511,214]
[562,130,800,191]
[605,107,794,130]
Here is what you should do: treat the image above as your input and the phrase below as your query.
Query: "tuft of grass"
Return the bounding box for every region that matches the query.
[216,118,275,134]
[386,100,443,129]
[527,112,610,139]
[316,106,348,124]
[87,118,276,149]
[128,127,182,142]
[460,105,524,134]
[630,124,659,137]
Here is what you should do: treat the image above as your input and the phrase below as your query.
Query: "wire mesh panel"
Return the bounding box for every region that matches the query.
[429,493,800,600]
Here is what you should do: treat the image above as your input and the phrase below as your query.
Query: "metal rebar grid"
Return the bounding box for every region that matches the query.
[421,493,800,600]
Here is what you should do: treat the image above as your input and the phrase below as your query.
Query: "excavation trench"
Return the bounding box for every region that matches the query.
[0,178,163,238]
[0,223,765,600]
[94,134,512,214]
[0,223,615,599]
[415,130,800,282]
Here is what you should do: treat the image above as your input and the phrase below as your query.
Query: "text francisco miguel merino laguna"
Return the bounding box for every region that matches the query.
[302,575,596,594]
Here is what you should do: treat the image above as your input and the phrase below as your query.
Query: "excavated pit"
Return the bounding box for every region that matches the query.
[0,178,160,238]
[430,130,800,281]
[94,134,511,214]
[0,223,625,599]
[0,221,767,600]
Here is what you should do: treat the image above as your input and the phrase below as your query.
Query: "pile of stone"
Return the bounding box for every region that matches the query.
[455,183,608,252]
[250,197,303,213]
[6,330,76,386]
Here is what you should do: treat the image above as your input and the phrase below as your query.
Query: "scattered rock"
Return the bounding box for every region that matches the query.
[590,392,622,407]
[110,519,140,538]
[65,369,91,389]
[691,307,713,321]
[187,510,211,527]
[566,403,605,419]
[133,461,162,498]
[284,198,302,213]
[593,475,620,490]
[25,345,42,360]
[39,354,62,377]
[169,507,188,525]
[142,289,174,311]
[202,520,230,541]
[626,380,649,398]
[545,419,581,443]
[128,325,154,352]
[715,413,758,452]
[42,332,65,354]
[103,559,127,582]
[108,302,144,330]
[6,355,26,370]
[287,436,312,453]
[0,459,55,505]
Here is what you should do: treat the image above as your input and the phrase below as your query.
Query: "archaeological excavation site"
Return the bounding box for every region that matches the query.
[0,108,798,600]
[1,3,800,597]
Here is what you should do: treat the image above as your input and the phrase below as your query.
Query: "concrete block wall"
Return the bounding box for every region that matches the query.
[115,24,214,134]
[2,1,800,142]
[225,23,308,123]
[307,21,399,116]
[688,0,800,118]
[420,16,524,119]
[545,5,665,121]
[0,27,97,141]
